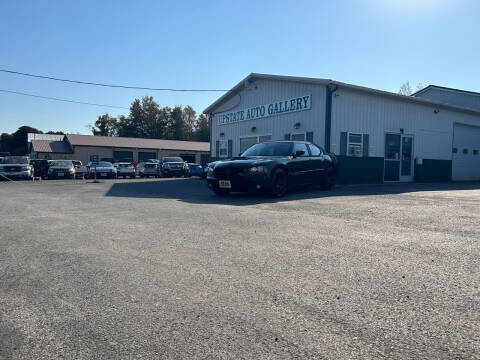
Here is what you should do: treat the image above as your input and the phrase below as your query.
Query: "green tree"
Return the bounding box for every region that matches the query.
[182,105,196,140]
[195,114,210,141]
[167,106,185,140]
[11,126,42,155]
[91,114,118,136]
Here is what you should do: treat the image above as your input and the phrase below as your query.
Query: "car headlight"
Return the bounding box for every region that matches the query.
[207,167,214,177]
[248,166,266,174]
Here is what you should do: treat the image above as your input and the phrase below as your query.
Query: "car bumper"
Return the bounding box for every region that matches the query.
[163,169,185,175]
[117,171,135,176]
[0,171,32,179]
[207,174,270,192]
[49,172,75,178]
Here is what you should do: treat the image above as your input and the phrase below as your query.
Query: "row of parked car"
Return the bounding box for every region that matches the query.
[0,155,207,180]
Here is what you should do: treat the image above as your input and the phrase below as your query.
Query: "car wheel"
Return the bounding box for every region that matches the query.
[270,168,288,197]
[213,186,230,196]
[321,167,335,190]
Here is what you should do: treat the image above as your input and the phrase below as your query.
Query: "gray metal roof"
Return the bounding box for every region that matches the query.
[66,134,210,152]
[204,73,480,116]
[31,140,72,153]
[413,85,480,97]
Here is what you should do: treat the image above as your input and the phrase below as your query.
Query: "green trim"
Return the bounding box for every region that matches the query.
[414,159,452,182]
[324,86,333,152]
[336,156,384,184]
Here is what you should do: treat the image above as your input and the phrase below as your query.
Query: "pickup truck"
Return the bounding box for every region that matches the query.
[0,156,34,180]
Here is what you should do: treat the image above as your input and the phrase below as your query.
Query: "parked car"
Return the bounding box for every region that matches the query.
[136,162,160,178]
[72,160,88,179]
[207,141,337,197]
[0,156,33,180]
[160,157,188,177]
[187,163,203,177]
[29,159,49,179]
[87,161,117,179]
[48,160,76,179]
[114,162,136,178]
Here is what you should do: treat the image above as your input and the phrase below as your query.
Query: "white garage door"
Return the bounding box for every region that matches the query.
[452,123,480,181]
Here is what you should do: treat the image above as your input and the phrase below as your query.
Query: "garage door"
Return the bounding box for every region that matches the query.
[452,124,480,181]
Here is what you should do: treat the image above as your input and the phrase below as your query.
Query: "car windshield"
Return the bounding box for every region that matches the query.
[164,157,183,162]
[1,156,29,164]
[96,162,112,167]
[145,163,157,168]
[51,160,72,167]
[72,161,81,165]
[118,163,132,168]
[241,142,292,157]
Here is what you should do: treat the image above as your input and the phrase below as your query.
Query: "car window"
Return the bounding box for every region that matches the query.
[241,142,292,157]
[292,143,309,157]
[308,144,322,157]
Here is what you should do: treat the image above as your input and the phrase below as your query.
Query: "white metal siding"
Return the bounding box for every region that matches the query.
[210,78,326,156]
[415,88,480,111]
[452,124,480,181]
[330,88,480,162]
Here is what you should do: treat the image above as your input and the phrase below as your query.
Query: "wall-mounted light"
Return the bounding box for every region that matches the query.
[219,132,225,137]
[294,122,301,129]
[433,109,440,114]
[251,126,257,132]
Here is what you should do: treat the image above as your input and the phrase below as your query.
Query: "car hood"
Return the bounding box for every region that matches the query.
[50,166,73,170]
[91,166,114,171]
[164,162,185,166]
[214,157,283,168]
[0,163,29,167]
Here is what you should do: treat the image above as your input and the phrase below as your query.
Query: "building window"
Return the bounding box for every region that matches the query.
[240,135,272,153]
[218,140,228,157]
[258,135,272,143]
[347,133,363,157]
[452,148,458,154]
[463,148,468,154]
[290,133,305,141]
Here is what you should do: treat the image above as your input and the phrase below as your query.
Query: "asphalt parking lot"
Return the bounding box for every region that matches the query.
[1,178,479,359]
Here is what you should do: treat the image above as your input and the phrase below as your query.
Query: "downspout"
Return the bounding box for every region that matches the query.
[324,83,338,152]
[209,113,213,160]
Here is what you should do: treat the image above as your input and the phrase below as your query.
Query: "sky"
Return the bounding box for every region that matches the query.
[1,0,479,134]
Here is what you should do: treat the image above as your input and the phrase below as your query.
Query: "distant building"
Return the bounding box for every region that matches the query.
[29,134,210,165]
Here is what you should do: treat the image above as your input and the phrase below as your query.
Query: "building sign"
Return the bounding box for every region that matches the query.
[216,94,311,125]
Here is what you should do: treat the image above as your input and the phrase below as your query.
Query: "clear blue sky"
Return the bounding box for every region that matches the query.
[1,0,479,134]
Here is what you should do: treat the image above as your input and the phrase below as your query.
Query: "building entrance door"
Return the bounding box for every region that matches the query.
[384,133,414,182]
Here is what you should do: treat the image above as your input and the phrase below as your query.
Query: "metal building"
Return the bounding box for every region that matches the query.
[204,74,480,183]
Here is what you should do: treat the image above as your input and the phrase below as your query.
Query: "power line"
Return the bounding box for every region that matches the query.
[0,89,129,109]
[0,69,231,92]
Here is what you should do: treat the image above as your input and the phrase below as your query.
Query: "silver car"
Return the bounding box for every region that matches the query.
[114,162,136,178]
[136,162,160,178]
[0,156,33,180]
[87,161,117,179]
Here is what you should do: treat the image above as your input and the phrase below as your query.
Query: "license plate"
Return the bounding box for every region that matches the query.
[58,172,64,176]
[219,180,231,189]
[101,173,107,176]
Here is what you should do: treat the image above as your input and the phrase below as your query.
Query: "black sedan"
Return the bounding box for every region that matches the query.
[207,141,337,197]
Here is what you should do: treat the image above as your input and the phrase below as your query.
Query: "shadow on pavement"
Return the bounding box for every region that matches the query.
[104,178,480,206]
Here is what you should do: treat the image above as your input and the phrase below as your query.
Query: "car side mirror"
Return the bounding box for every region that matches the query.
[294,150,305,157]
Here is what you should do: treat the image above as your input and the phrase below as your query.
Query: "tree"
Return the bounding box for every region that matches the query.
[182,105,197,140]
[195,114,210,141]
[169,106,185,140]
[46,131,65,135]
[91,114,118,136]
[398,81,413,96]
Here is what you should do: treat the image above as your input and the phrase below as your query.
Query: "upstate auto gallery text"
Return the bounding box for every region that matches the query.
[215,95,311,125]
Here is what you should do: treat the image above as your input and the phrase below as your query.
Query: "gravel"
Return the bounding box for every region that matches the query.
[1,178,479,359]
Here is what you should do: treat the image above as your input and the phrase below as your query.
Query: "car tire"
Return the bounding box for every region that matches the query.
[270,168,288,197]
[321,167,336,190]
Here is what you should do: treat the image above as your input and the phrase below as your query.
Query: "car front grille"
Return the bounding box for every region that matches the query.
[214,167,243,180]
[5,166,22,172]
